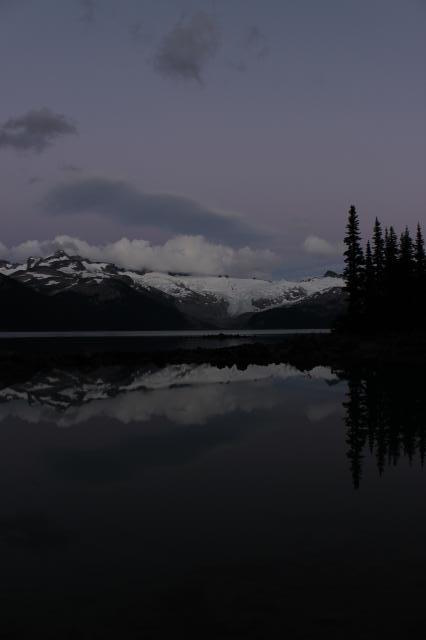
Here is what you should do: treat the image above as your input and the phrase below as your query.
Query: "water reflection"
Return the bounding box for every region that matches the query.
[0,362,424,485]
[344,367,426,488]
[0,363,337,427]
[0,360,425,637]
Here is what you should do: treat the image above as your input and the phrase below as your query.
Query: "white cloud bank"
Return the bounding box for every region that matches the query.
[303,235,344,257]
[0,235,279,277]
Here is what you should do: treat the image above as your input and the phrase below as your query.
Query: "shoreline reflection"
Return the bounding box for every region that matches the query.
[1,361,424,486]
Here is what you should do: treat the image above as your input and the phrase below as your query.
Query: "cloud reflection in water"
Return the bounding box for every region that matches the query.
[0,363,338,428]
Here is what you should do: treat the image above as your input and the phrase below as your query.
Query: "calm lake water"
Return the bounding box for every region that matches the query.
[0,361,425,638]
[0,329,330,338]
[0,329,330,354]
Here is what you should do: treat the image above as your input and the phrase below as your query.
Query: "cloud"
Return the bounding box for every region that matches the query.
[0,0,23,10]
[227,25,270,74]
[306,402,342,422]
[245,26,270,59]
[303,235,344,257]
[0,108,77,153]
[3,234,279,277]
[28,176,42,185]
[129,21,153,47]
[43,176,261,245]
[228,59,247,73]
[78,0,96,24]
[60,163,83,173]
[153,12,220,83]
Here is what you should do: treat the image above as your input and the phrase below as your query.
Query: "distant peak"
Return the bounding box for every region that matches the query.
[43,249,85,263]
[323,270,342,278]
[26,256,42,269]
[25,249,85,271]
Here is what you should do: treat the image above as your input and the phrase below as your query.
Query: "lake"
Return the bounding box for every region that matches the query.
[0,330,330,338]
[0,329,330,355]
[0,360,425,638]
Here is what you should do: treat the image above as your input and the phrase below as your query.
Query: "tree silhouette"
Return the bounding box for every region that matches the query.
[398,227,415,328]
[384,226,399,282]
[414,223,426,277]
[339,208,425,332]
[344,375,367,489]
[364,241,375,321]
[343,206,364,325]
[372,217,385,281]
[342,365,426,487]
[414,224,426,326]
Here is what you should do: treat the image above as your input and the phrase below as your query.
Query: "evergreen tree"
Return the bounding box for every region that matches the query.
[338,212,425,333]
[384,226,399,272]
[372,217,385,280]
[414,223,425,278]
[381,227,399,328]
[399,227,414,279]
[343,205,364,322]
[414,223,426,325]
[398,228,415,327]
[370,220,385,327]
[384,226,399,303]
[364,241,376,324]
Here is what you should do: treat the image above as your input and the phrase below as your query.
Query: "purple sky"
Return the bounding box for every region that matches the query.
[0,0,424,276]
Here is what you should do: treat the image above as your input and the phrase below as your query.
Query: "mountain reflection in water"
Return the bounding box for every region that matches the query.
[0,363,338,426]
[1,362,424,486]
[0,360,425,638]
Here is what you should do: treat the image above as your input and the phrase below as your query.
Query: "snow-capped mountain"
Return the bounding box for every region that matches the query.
[0,250,344,325]
[0,250,125,292]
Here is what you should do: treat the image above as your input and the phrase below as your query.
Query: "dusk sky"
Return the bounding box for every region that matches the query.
[0,0,424,276]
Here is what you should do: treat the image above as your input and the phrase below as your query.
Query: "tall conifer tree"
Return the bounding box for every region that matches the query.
[414,223,426,324]
[384,226,399,279]
[339,215,424,333]
[364,241,376,325]
[399,227,415,278]
[372,217,385,280]
[398,227,415,327]
[414,223,425,278]
[343,205,364,320]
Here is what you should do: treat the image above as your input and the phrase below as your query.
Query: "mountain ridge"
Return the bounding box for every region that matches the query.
[0,250,345,329]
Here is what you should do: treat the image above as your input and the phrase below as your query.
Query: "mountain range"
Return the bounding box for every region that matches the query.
[0,250,345,330]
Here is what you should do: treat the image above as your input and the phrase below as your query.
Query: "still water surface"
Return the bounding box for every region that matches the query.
[0,330,329,354]
[0,329,330,338]
[0,361,424,638]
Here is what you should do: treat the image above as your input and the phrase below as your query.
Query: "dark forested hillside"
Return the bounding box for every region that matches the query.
[0,274,192,331]
[243,288,345,329]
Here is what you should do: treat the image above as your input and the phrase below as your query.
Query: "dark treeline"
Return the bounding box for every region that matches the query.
[340,206,426,332]
[343,366,426,488]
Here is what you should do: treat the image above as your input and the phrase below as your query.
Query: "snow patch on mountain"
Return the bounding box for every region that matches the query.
[130,272,344,316]
[0,250,344,317]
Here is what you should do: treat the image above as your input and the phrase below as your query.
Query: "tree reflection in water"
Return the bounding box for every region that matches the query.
[343,366,425,488]
[0,361,424,489]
